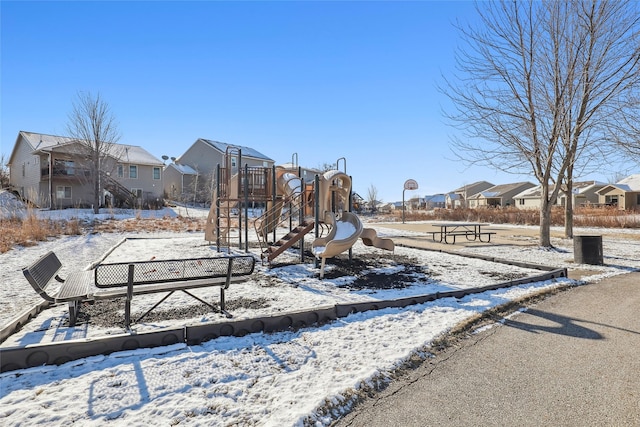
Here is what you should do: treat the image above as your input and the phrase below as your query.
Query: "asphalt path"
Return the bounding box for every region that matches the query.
[333,272,640,427]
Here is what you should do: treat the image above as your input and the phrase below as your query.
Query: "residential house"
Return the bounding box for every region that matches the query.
[513,185,550,210]
[514,181,607,210]
[172,138,275,203]
[468,182,536,208]
[558,181,607,208]
[8,131,164,209]
[407,196,423,210]
[596,174,640,210]
[424,194,446,209]
[376,202,395,214]
[163,162,198,201]
[446,181,494,209]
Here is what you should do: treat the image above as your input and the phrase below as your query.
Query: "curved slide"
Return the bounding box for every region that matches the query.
[360,228,395,252]
[312,211,363,279]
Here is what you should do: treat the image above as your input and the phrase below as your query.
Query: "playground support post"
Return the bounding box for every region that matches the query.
[244,164,249,253]
[271,165,277,244]
[314,174,320,269]
[216,164,221,251]
[299,175,305,263]
[237,149,243,250]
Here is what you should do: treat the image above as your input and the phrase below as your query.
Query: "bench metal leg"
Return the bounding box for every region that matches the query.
[68,301,79,327]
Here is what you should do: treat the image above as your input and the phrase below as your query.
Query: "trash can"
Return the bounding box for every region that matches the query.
[574,235,603,265]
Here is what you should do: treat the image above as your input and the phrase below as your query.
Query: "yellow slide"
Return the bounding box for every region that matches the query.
[312,211,363,278]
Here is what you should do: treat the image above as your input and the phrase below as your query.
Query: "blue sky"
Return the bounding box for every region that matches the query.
[1,1,632,202]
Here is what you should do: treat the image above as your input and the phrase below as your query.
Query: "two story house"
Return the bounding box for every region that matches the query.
[445,181,494,209]
[8,131,164,209]
[165,138,275,203]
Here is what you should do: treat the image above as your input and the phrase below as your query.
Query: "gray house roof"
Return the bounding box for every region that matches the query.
[597,174,640,194]
[166,162,198,175]
[198,138,274,162]
[515,181,607,199]
[15,131,163,166]
[472,182,535,199]
[451,181,494,195]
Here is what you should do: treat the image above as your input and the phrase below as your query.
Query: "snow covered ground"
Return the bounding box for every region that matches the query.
[1,203,639,426]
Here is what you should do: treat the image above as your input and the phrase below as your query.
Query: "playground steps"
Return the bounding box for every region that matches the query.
[261,221,315,263]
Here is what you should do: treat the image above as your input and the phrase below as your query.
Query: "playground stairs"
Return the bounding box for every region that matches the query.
[260,220,315,264]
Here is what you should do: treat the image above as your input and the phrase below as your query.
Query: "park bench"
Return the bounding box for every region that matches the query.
[22,251,255,328]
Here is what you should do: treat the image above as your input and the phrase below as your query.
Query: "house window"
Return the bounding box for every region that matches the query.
[231,157,237,167]
[131,188,143,198]
[129,165,138,179]
[117,164,124,178]
[22,163,25,177]
[56,186,72,199]
[519,199,525,205]
[54,159,76,176]
[153,167,161,180]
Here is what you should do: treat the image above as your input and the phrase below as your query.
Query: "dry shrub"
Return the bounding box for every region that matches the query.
[90,216,207,234]
[575,207,640,228]
[382,206,639,229]
[1,215,56,253]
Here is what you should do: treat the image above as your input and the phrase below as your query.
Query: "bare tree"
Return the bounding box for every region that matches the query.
[443,0,640,246]
[367,184,379,212]
[66,92,122,213]
[318,162,337,172]
[556,1,640,237]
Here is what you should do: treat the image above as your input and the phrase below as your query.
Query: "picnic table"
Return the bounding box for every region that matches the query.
[428,222,496,244]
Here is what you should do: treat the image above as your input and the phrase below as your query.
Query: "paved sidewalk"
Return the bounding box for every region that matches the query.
[334,272,640,427]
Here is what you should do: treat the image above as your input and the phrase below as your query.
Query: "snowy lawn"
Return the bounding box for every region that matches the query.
[1,205,639,426]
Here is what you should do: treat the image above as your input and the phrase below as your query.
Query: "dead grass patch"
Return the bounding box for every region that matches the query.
[0,215,83,253]
[382,206,640,228]
[0,215,208,254]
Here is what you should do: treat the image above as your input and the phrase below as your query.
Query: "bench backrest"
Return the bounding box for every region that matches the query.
[94,255,255,288]
[22,251,62,302]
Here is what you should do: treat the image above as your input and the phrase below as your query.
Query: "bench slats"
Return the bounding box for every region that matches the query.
[22,251,63,302]
[95,256,255,288]
[55,271,95,301]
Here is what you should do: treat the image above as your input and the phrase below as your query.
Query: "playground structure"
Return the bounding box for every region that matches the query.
[204,150,394,277]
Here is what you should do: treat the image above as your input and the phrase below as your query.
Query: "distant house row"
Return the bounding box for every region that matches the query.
[382,176,640,212]
[6,130,639,211]
[7,131,274,209]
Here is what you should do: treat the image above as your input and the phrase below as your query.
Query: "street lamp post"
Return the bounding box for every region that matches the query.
[402,179,418,224]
